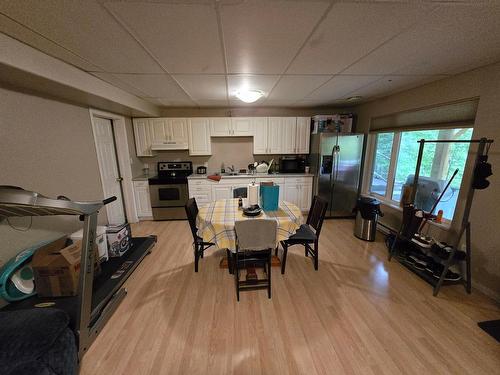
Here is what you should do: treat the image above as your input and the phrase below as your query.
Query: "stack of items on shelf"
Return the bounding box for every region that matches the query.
[390,204,464,282]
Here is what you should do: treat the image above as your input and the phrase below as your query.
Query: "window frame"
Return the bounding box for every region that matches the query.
[366,128,471,226]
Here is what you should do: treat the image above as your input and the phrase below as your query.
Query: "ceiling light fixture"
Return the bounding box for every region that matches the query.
[346,96,363,103]
[235,89,264,103]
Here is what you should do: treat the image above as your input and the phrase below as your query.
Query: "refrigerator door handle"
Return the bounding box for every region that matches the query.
[329,146,335,187]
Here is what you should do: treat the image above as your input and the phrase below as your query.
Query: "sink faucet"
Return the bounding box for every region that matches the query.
[227,165,235,172]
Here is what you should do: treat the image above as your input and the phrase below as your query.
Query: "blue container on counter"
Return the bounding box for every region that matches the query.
[260,185,279,211]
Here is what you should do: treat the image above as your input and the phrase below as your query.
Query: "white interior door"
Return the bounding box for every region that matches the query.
[92,117,126,225]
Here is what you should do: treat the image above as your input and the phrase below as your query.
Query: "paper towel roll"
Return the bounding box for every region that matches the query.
[248,183,259,206]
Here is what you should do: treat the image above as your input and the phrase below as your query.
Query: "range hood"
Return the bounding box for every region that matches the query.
[150,141,188,151]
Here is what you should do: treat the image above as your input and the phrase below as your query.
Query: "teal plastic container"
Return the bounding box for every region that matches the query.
[260,185,280,211]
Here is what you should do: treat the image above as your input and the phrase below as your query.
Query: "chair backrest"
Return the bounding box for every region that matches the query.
[235,219,277,252]
[306,196,328,237]
[233,187,248,198]
[184,198,199,240]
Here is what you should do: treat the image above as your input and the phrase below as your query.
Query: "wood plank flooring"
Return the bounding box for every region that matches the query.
[80,219,500,375]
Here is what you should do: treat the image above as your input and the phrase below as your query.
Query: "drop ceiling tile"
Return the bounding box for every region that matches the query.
[260,99,297,107]
[268,75,332,101]
[349,75,448,99]
[287,2,434,75]
[0,0,162,73]
[91,72,149,97]
[196,100,229,107]
[104,2,225,74]
[0,13,101,72]
[220,0,329,74]
[227,75,280,100]
[173,74,227,101]
[145,98,197,107]
[344,3,500,76]
[305,75,382,101]
[112,74,193,100]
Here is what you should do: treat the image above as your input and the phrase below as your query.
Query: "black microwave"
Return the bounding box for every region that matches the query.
[279,157,306,173]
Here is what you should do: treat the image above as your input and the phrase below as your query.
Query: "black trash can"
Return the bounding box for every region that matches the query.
[353,197,383,241]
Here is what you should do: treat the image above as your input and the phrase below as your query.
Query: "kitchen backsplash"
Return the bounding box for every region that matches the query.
[138,137,287,175]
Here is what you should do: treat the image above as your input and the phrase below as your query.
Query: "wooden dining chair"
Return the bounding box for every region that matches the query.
[185,198,214,272]
[233,219,277,301]
[233,187,247,198]
[278,196,328,274]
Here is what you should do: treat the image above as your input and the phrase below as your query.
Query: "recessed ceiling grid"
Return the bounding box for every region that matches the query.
[0,0,499,108]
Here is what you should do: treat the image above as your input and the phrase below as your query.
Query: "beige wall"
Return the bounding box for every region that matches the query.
[0,86,114,266]
[356,61,500,300]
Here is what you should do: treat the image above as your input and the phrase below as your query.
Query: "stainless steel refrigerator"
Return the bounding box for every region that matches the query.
[310,132,365,218]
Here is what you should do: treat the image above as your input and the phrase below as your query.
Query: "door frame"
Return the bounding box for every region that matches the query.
[89,108,138,223]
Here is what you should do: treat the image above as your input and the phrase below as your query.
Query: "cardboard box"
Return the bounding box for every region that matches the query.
[32,236,100,297]
[106,223,131,257]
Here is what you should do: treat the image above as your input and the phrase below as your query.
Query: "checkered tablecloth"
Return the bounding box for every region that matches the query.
[197,199,304,251]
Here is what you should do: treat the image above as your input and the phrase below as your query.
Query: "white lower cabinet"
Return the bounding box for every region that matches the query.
[284,177,313,211]
[212,185,233,200]
[133,181,152,218]
[188,176,312,211]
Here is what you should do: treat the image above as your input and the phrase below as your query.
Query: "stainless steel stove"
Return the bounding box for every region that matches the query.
[148,161,192,220]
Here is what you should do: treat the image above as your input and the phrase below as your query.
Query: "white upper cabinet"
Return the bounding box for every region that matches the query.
[231,118,253,136]
[252,117,269,154]
[296,117,311,154]
[281,117,297,154]
[168,118,189,146]
[188,118,212,155]
[210,117,232,136]
[255,117,309,155]
[267,117,283,154]
[133,118,154,157]
[210,117,253,136]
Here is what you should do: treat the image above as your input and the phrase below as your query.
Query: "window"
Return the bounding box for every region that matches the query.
[369,128,473,221]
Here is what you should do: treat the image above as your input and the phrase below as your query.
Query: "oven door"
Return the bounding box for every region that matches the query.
[149,183,188,208]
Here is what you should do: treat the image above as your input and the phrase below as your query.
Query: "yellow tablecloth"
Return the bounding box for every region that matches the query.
[197,199,304,251]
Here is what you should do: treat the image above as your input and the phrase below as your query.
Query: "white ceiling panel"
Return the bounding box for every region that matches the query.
[111,74,193,101]
[344,3,500,76]
[91,72,149,97]
[196,100,230,107]
[227,75,280,100]
[144,98,197,107]
[0,13,101,72]
[174,74,227,101]
[287,2,434,75]
[220,0,329,74]
[348,75,448,99]
[104,1,225,74]
[305,75,382,101]
[268,75,332,101]
[0,0,162,73]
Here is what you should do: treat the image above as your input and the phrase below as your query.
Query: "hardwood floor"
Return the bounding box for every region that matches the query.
[80,219,500,375]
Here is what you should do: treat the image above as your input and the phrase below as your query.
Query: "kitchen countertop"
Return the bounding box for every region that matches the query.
[132,174,156,181]
[187,172,315,180]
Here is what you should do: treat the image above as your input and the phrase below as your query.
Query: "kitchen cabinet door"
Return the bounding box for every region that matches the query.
[150,118,168,143]
[296,117,311,154]
[133,119,154,157]
[231,117,253,136]
[188,118,211,155]
[268,117,283,154]
[210,118,232,136]
[168,118,189,147]
[281,117,297,154]
[299,182,313,211]
[284,184,300,208]
[212,185,232,200]
[133,181,152,217]
[252,117,268,154]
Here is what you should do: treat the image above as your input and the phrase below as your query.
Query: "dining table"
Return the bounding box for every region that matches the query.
[196,198,304,267]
